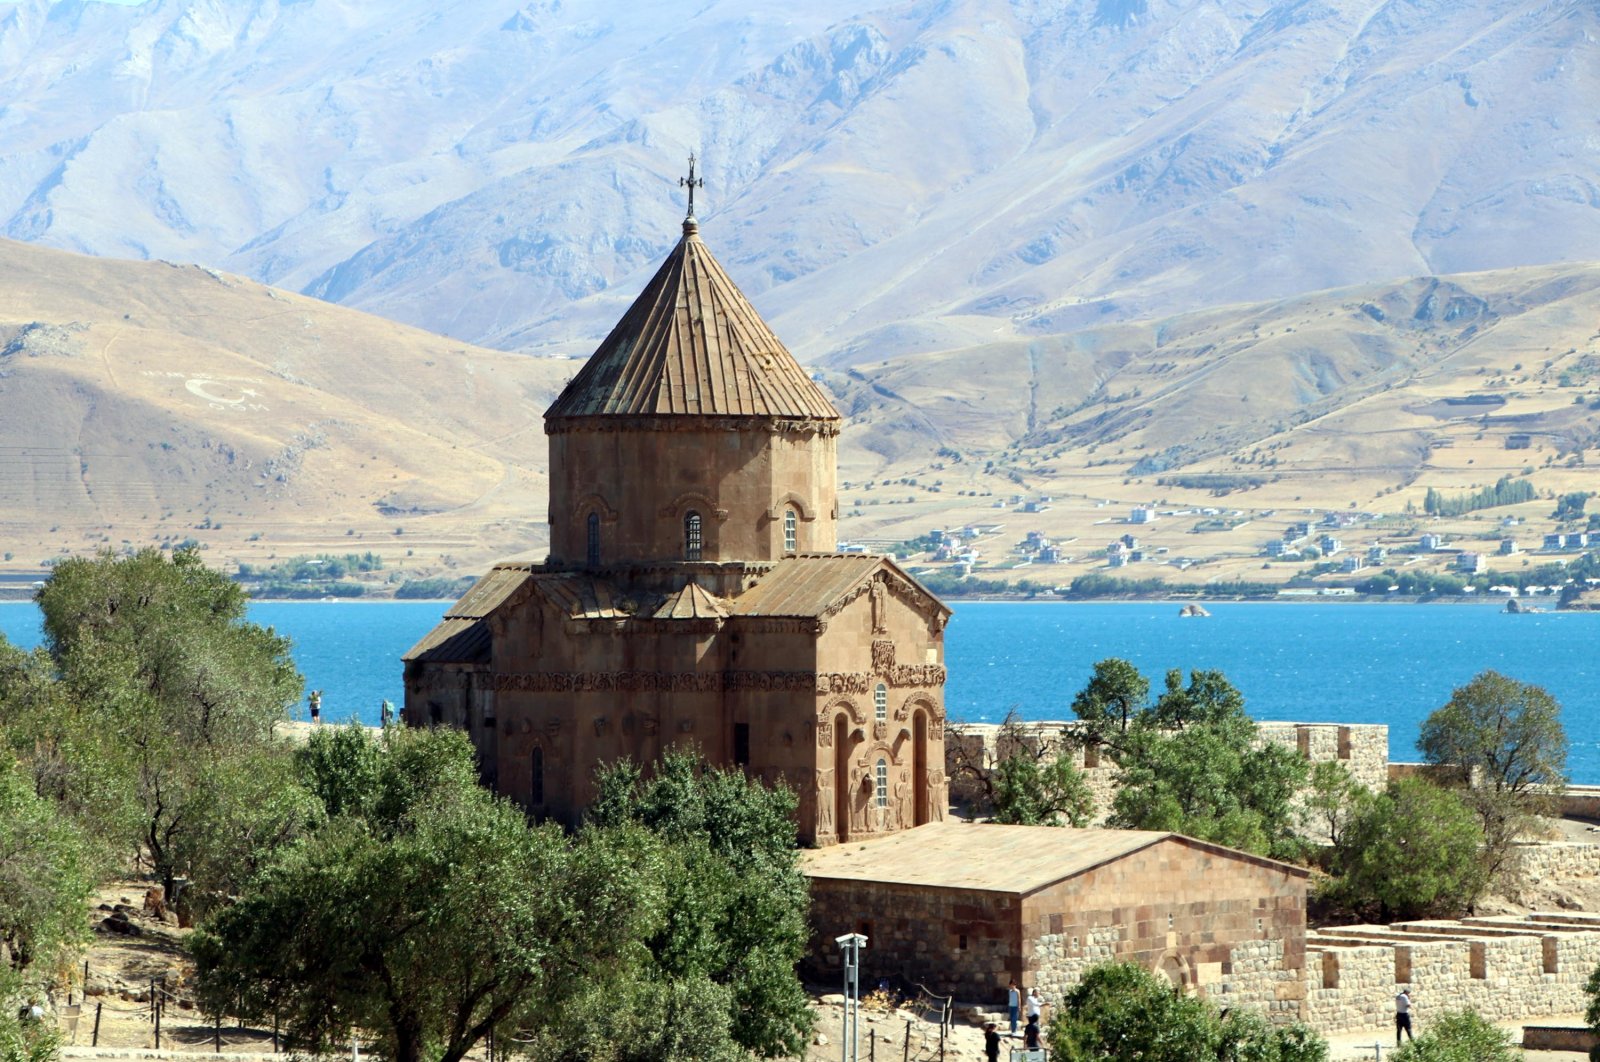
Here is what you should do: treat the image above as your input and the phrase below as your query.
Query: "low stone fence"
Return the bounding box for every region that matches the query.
[1305,914,1600,1035]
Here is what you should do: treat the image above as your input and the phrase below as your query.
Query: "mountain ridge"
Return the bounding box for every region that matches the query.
[1,0,1594,363]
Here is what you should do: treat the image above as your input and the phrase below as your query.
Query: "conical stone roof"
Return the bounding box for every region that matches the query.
[545,220,839,422]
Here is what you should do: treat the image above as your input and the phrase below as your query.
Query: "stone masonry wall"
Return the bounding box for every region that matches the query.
[1022,839,1307,1023]
[948,721,1388,826]
[1306,922,1600,1035]
[805,880,1021,1000]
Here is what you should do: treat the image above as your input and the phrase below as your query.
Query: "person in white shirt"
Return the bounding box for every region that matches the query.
[1394,987,1414,1045]
[1026,987,1042,1023]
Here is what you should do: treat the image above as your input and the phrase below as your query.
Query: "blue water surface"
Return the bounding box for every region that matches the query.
[3,599,1597,782]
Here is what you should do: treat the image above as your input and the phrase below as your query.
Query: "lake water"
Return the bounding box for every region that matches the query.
[3,600,1597,782]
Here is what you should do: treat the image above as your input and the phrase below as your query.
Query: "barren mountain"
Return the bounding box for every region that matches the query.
[0,237,569,578]
[2,236,1597,589]
[1,0,1594,364]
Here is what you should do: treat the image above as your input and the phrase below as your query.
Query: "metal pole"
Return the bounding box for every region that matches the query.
[903,1019,911,1062]
[92,1003,102,1047]
[215,1013,222,1052]
[870,1029,875,1062]
[153,986,161,1050]
[273,1011,280,1053]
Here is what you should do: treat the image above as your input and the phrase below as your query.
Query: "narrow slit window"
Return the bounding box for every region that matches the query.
[586,512,601,567]
[684,511,703,561]
[784,508,797,552]
[875,758,888,808]
[733,722,750,766]
[531,747,545,805]
[874,683,888,722]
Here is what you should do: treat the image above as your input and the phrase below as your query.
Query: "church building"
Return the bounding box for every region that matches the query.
[402,181,950,845]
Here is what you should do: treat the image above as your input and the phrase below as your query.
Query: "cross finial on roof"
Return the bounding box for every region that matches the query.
[679,152,704,233]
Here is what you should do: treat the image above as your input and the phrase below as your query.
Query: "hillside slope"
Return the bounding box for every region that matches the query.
[0,238,570,578]
[3,238,1598,590]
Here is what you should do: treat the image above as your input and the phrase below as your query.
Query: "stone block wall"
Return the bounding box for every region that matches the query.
[948,721,1388,826]
[1305,918,1600,1034]
[1022,838,1307,1022]
[805,880,1021,1000]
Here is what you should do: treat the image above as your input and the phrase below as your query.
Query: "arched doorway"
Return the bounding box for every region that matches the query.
[913,710,929,826]
[834,714,850,842]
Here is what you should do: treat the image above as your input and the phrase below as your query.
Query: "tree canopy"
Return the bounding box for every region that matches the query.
[194,728,666,1062]
[1069,660,1309,861]
[1319,777,1488,921]
[969,711,1094,827]
[587,749,814,1059]
[1049,960,1327,1062]
[1390,1008,1517,1062]
[33,548,304,901]
[1418,670,1567,872]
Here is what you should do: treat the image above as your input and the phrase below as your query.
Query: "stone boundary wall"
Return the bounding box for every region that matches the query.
[947,721,1388,826]
[1305,919,1600,1034]
[1513,842,1600,886]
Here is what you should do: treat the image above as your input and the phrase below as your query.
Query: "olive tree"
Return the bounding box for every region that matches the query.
[35,548,304,898]
[1419,670,1568,873]
[1050,960,1327,1061]
[1320,778,1488,921]
[1070,661,1309,861]
[193,728,665,1062]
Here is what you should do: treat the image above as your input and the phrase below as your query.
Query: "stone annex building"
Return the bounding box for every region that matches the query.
[402,203,952,846]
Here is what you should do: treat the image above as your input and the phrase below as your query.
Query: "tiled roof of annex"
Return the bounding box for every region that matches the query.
[731,554,949,620]
[545,220,839,422]
[403,566,637,664]
[800,822,1308,895]
[402,563,532,664]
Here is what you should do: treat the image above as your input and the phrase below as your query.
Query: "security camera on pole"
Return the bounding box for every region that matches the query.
[835,933,867,1062]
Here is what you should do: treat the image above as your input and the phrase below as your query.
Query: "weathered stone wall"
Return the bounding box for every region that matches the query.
[1305,918,1600,1034]
[805,880,1021,1000]
[1512,842,1600,886]
[1022,838,1307,1022]
[948,721,1389,826]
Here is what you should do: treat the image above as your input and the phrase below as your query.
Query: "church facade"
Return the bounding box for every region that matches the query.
[402,207,950,845]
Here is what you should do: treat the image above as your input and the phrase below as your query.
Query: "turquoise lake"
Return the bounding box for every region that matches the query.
[3,600,1597,782]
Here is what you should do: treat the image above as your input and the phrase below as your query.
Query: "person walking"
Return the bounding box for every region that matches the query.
[1023,1014,1042,1051]
[1394,986,1414,1045]
[1026,986,1042,1026]
[983,1022,1001,1062]
[1006,979,1021,1037]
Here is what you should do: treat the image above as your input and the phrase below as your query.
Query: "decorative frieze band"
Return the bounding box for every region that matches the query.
[474,665,947,695]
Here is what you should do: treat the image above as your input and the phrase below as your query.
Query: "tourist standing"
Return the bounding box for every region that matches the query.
[309,689,322,724]
[1023,1014,1042,1051]
[1006,979,1020,1037]
[1394,987,1414,1045]
[983,1022,1000,1062]
[1026,986,1042,1026]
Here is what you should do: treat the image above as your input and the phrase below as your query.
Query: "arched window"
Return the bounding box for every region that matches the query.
[586,512,601,568]
[684,511,703,561]
[531,747,545,806]
[875,758,888,809]
[784,508,797,553]
[874,683,888,722]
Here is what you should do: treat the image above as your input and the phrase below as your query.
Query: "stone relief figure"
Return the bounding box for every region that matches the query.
[870,577,888,634]
[815,769,834,833]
